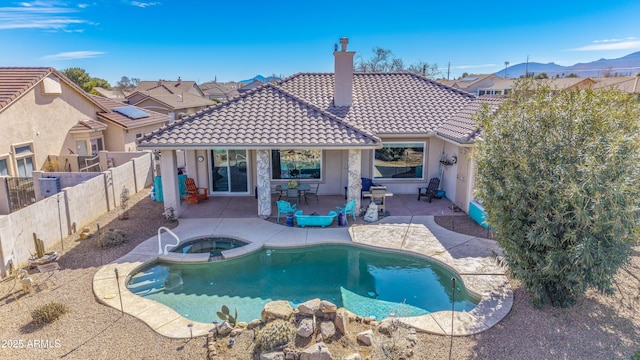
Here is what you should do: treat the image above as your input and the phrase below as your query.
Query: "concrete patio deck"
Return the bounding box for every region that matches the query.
[92,194,512,339]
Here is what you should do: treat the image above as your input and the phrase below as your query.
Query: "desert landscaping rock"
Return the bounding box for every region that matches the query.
[357,330,374,346]
[300,341,332,360]
[320,321,336,339]
[319,300,337,313]
[248,319,263,330]
[344,354,362,360]
[297,318,314,338]
[334,308,350,335]
[262,300,294,322]
[216,321,234,337]
[298,298,321,315]
[261,351,285,360]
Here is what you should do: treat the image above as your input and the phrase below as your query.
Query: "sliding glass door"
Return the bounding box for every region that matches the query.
[211,149,248,193]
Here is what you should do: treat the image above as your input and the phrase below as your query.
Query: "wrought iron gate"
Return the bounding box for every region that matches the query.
[5,177,35,213]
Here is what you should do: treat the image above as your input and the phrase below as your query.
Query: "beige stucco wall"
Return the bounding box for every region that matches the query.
[0,78,101,174]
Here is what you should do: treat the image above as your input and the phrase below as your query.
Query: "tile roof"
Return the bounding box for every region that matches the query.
[138,83,380,148]
[70,119,108,133]
[0,67,107,113]
[91,95,169,129]
[278,72,475,135]
[592,76,640,93]
[128,89,215,110]
[436,96,504,144]
[134,79,202,96]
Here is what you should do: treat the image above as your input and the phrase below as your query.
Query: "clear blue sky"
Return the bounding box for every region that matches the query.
[1,1,639,85]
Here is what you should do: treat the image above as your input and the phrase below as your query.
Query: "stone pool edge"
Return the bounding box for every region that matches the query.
[92,216,513,338]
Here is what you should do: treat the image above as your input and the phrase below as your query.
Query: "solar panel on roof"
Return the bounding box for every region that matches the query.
[113,106,149,119]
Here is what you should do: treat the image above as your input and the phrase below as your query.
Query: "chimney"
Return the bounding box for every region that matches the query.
[333,37,355,107]
[177,76,182,85]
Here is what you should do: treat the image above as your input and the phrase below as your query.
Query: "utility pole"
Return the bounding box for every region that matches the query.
[525,55,529,78]
[447,62,450,80]
[504,61,510,78]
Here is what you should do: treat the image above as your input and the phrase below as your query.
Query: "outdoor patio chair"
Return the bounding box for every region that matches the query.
[418,177,440,202]
[276,200,297,222]
[336,199,357,225]
[304,183,320,203]
[285,188,299,205]
[184,177,208,204]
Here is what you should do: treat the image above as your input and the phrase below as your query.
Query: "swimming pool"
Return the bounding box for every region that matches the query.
[127,244,479,323]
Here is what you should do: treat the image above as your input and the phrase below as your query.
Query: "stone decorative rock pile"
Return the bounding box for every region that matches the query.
[206,298,417,359]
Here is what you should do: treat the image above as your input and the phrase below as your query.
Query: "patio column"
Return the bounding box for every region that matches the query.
[347,149,362,211]
[256,149,272,218]
[160,149,182,218]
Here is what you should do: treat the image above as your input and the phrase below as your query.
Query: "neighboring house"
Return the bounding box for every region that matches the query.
[200,81,240,102]
[139,38,486,219]
[91,95,170,152]
[0,67,107,176]
[93,86,129,100]
[438,74,503,96]
[477,78,515,96]
[0,67,169,179]
[237,79,267,94]
[126,77,215,121]
[592,76,640,94]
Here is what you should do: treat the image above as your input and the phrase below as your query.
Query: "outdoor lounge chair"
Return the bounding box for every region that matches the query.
[184,177,208,204]
[336,199,357,225]
[276,200,297,222]
[418,177,440,202]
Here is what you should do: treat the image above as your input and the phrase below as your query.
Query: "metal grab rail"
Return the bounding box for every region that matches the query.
[157,226,180,255]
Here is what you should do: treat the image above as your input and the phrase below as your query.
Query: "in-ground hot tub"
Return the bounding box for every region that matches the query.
[170,236,249,258]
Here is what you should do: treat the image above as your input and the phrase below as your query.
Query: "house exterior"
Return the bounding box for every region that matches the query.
[91,95,170,152]
[0,67,170,178]
[438,74,503,96]
[127,78,215,121]
[138,38,485,218]
[0,67,107,176]
[200,81,240,102]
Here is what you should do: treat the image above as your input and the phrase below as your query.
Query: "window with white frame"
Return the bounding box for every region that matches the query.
[373,142,425,179]
[14,144,34,177]
[271,149,322,180]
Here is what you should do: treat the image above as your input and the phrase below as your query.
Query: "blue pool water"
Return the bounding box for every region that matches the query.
[169,236,247,257]
[127,244,478,323]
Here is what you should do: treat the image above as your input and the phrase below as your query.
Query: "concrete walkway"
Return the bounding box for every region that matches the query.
[92,216,512,338]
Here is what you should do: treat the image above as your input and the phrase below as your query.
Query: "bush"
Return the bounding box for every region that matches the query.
[254,319,296,353]
[31,302,68,325]
[97,228,125,248]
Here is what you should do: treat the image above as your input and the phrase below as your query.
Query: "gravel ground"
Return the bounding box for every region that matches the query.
[1,190,638,359]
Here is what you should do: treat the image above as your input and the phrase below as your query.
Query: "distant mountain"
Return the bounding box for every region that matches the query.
[496,51,640,78]
[239,75,281,84]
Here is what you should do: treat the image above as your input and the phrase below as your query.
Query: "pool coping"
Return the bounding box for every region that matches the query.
[92,216,512,338]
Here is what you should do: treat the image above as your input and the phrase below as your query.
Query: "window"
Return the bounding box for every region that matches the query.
[135,133,143,139]
[374,142,425,179]
[271,149,321,180]
[14,144,34,177]
[0,159,8,176]
[76,141,88,156]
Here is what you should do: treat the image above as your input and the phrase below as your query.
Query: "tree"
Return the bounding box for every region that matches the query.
[115,76,140,91]
[62,67,91,91]
[534,72,548,79]
[61,67,111,94]
[474,80,640,307]
[354,47,441,79]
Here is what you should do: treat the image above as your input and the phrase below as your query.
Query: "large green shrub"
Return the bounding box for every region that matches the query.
[475,80,640,307]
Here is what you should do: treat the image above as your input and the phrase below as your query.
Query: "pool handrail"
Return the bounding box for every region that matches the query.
[157,226,180,255]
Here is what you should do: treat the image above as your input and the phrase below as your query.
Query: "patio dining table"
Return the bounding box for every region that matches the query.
[276,184,312,204]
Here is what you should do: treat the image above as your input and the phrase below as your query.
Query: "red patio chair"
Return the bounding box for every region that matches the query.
[184,177,208,204]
